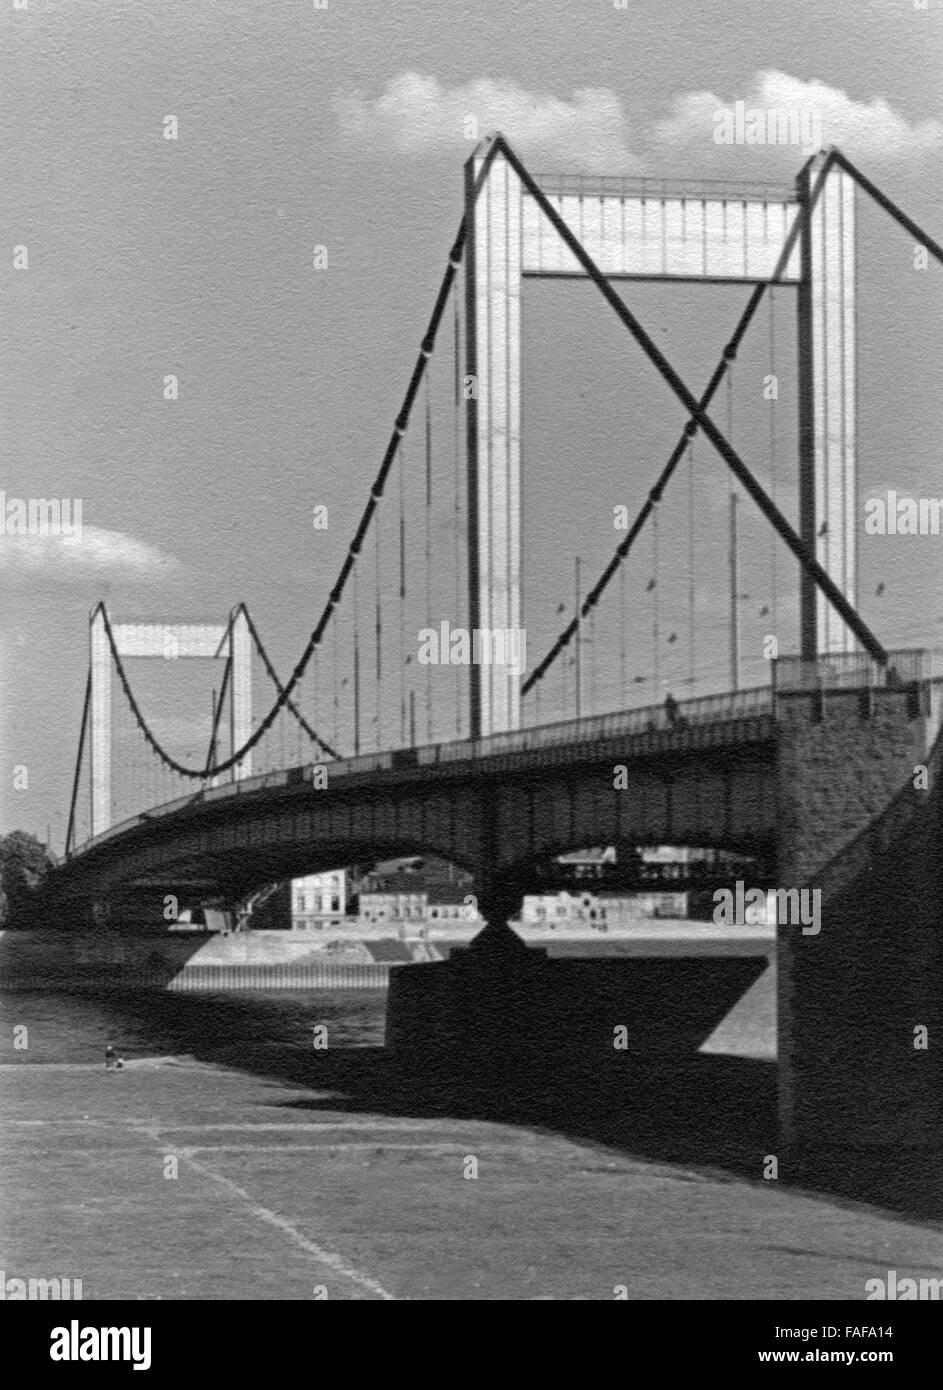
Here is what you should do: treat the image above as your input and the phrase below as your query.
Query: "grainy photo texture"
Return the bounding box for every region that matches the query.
[1,0,942,1341]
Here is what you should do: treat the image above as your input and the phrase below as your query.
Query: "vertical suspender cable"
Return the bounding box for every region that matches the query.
[574,555,582,719]
[652,504,660,699]
[769,286,778,633]
[453,285,462,737]
[312,643,320,760]
[727,365,739,690]
[375,515,382,751]
[589,608,597,716]
[332,617,339,753]
[424,368,433,743]
[687,436,696,692]
[353,561,361,756]
[619,561,627,704]
[398,441,407,745]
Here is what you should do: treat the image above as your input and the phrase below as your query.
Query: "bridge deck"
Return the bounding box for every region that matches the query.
[65,685,776,861]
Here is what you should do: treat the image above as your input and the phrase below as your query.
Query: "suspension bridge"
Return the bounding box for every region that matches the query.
[45,134,943,1154]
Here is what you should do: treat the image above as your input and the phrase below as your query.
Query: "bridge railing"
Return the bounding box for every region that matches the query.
[772,648,937,693]
[63,685,777,860]
[535,172,796,204]
[418,684,773,765]
[75,659,938,861]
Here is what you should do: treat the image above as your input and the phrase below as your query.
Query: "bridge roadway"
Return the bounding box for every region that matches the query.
[55,684,776,919]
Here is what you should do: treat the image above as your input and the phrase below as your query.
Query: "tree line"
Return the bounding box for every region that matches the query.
[0,830,53,928]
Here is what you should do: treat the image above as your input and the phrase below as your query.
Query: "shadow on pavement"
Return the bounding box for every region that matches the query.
[276,1047,943,1226]
[34,986,943,1226]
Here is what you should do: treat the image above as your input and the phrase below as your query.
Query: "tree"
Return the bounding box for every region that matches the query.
[0,831,53,928]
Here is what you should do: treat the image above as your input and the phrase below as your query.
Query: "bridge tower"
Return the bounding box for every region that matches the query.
[463,139,858,739]
[88,605,252,838]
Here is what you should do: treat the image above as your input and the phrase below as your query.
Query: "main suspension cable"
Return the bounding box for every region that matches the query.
[87,222,468,779]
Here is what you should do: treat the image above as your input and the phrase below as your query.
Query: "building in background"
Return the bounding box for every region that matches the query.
[354,856,480,933]
[554,846,617,881]
[357,871,427,930]
[238,846,758,935]
[240,870,348,931]
[234,858,483,936]
[291,870,346,929]
[519,887,686,929]
[521,846,740,926]
[424,881,479,927]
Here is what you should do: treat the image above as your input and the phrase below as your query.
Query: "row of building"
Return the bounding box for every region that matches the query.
[240,849,718,935]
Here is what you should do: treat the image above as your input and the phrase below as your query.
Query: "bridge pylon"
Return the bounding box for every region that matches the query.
[88,605,252,838]
[464,136,861,745]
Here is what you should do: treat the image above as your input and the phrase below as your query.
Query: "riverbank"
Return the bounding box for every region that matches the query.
[2,985,941,1299]
[0,922,775,991]
[0,928,405,991]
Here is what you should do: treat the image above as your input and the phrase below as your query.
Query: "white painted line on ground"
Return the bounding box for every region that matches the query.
[140,1121,469,1133]
[176,1142,533,1155]
[135,1123,395,1300]
[5,1118,479,1133]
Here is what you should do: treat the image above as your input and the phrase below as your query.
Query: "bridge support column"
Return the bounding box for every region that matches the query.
[90,606,112,839]
[775,682,943,1200]
[466,880,529,955]
[386,946,550,1077]
[797,154,858,659]
[385,868,767,1082]
[85,609,251,839]
[464,141,523,739]
[229,607,253,782]
[386,871,547,1071]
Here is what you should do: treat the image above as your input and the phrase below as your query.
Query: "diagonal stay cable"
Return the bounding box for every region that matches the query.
[829,149,943,266]
[491,135,887,666]
[527,144,943,694]
[79,143,933,786]
[522,150,836,695]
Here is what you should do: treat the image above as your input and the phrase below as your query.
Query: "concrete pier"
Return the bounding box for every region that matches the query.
[386,946,768,1075]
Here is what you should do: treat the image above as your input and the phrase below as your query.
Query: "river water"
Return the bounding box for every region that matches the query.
[0,988,387,1066]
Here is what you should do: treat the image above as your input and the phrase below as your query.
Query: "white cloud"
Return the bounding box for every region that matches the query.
[336,72,641,173]
[655,70,943,165]
[338,70,942,179]
[0,525,180,581]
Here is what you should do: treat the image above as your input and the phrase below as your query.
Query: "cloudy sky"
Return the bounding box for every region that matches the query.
[2,0,942,849]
